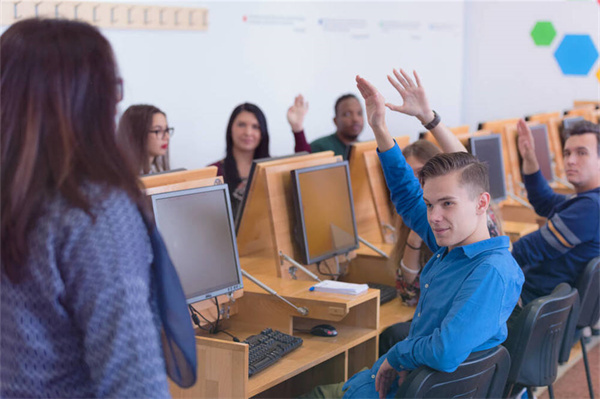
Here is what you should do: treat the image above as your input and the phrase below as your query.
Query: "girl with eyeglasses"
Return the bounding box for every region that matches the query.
[118,104,173,175]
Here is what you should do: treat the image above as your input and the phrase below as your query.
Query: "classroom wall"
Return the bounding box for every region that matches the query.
[103,1,465,170]
[2,1,597,170]
[461,0,599,129]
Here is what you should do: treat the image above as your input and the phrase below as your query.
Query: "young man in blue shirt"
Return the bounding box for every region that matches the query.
[512,119,600,304]
[327,71,523,399]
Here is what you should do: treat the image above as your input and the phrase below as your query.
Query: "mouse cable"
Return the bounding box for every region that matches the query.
[316,261,342,278]
[188,304,212,333]
[188,304,216,333]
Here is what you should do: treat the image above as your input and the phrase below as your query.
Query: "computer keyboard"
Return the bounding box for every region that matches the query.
[244,328,303,377]
[368,282,397,305]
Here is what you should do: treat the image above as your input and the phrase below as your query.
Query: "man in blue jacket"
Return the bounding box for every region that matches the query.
[512,119,600,304]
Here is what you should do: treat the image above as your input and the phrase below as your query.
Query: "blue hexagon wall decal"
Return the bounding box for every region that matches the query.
[554,34,599,75]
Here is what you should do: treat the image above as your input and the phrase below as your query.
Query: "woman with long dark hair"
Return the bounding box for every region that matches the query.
[211,96,311,214]
[0,19,171,397]
[118,104,172,174]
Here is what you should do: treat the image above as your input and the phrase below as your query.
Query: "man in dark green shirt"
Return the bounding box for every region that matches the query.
[310,94,364,160]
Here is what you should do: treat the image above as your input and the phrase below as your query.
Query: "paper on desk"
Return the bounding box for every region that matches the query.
[312,280,369,295]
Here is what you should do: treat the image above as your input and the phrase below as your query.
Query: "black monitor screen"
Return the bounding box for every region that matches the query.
[563,116,584,131]
[469,135,507,202]
[291,161,359,264]
[529,125,554,182]
[151,184,243,304]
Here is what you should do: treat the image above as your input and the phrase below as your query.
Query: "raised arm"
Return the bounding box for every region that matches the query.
[517,118,540,175]
[356,75,437,252]
[287,94,309,134]
[287,94,312,153]
[386,69,466,153]
[517,119,567,216]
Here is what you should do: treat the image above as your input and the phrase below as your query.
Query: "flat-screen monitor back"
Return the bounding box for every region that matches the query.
[529,125,554,182]
[234,151,309,233]
[469,135,507,202]
[291,161,359,264]
[151,184,243,304]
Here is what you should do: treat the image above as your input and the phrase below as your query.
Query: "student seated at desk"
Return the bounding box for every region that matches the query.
[511,119,600,305]
[310,94,364,160]
[300,71,523,399]
[210,98,311,214]
[1,19,173,397]
[117,104,173,175]
[388,117,502,313]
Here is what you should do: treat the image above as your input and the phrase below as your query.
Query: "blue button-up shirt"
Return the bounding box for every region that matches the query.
[341,143,524,399]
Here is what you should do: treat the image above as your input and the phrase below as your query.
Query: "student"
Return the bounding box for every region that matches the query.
[117,104,172,175]
[310,94,365,159]
[210,98,311,214]
[512,119,600,305]
[0,19,171,397]
[324,71,523,399]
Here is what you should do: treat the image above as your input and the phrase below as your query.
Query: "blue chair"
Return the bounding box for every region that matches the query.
[395,346,510,398]
[504,283,579,399]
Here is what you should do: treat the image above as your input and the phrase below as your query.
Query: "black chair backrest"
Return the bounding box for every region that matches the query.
[504,283,579,388]
[395,346,510,399]
[575,256,600,329]
[559,256,600,363]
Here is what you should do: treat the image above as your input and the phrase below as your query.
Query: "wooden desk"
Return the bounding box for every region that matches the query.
[170,257,381,399]
[502,221,539,242]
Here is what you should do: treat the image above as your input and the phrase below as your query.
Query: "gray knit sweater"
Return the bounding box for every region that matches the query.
[1,185,170,398]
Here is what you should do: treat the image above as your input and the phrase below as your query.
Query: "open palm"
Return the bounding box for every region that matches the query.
[356,75,387,129]
[386,69,432,121]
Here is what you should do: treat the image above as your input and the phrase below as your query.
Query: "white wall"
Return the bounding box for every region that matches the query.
[461,0,599,129]
[103,1,465,169]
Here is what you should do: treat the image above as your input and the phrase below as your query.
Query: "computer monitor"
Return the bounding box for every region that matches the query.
[290,161,359,264]
[234,151,309,232]
[562,116,584,131]
[469,135,507,202]
[151,184,243,304]
[528,125,554,182]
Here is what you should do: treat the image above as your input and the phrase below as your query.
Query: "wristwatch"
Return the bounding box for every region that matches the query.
[423,110,441,130]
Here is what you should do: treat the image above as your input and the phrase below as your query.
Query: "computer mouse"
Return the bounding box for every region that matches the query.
[310,324,338,337]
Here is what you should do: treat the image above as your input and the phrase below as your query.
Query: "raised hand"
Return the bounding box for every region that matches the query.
[355,75,387,130]
[287,94,309,133]
[516,119,540,174]
[386,69,434,125]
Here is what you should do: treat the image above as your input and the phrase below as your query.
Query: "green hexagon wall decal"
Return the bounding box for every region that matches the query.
[531,21,557,46]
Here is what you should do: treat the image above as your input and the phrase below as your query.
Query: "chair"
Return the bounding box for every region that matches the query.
[559,256,600,399]
[503,283,579,399]
[395,345,510,398]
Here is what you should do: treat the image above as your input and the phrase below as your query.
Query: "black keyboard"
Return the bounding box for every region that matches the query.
[368,282,397,305]
[244,328,303,377]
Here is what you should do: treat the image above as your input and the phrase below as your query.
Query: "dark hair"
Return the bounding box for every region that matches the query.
[118,104,170,174]
[419,152,490,198]
[223,103,270,192]
[402,139,442,163]
[1,18,148,281]
[334,94,359,116]
[563,120,600,155]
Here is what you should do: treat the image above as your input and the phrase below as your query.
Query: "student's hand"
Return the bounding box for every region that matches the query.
[407,230,423,250]
[287,94,309,133]
[516,119,540,174]
[386,69,435,125]
[356,75,387,130]
[375,358,406,399]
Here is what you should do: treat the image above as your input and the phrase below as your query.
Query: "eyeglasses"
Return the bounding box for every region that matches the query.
[149,127,174,139]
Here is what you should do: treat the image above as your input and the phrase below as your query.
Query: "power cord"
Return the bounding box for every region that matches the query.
[187,301,241,342]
